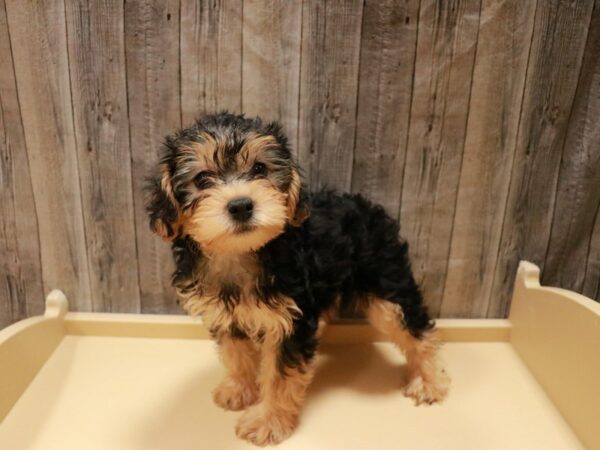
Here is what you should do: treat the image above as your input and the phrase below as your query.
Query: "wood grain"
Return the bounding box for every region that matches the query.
[125,0,181,314]
[0,0,44,328]
[400,0,481,317]
[490,0,595,317]
[1,0,600,328]
[4,0,92,311]
[544,2,600,294]
[351,0,419,217]
[584,206,600,300]
[180,0,242,124]
[65,0,141,313]
[441,0,537,318]
[297,0,364,191]
[242,0,302,151]
[586,1,600,304]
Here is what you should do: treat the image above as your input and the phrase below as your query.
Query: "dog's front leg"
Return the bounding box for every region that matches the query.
[213,334,260,411]
[235,337,316,446]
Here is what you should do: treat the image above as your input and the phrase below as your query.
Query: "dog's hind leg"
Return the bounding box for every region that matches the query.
[367,297,450,405]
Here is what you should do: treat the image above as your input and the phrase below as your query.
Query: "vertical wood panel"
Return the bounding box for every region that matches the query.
[584,208,600,300]
[490,0,594,317]
[441,0,537,317]
[351,0,419,217]
[65,0,140,312]
[297,0,363,191]
[544,2,600,294]
[242,0,302,151]
[180,0,242,124]
[400,0,481,317]
[125,0,181,314]
[5,0,92,311]
[1,1,600,327]
[0,0,44,328]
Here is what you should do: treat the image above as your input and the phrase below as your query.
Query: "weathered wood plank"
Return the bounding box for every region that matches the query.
[441,0,537,318]
[490,0,595,317]
[125,0,181,314]
[297,0,363,191]
[400,0,481,317]
[180,0,242,124]
[0,0,44,328]
[65,0,141,313]
[242,0,302,151]
[351,0,419,217]
[544,2,600,298]
[5,0,92,311]
[1,0,599,325]
[583,206,600,301]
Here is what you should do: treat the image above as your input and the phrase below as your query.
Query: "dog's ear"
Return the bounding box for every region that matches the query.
[262,120,309,226]
[287,168,309,226]
[146,162,183,241]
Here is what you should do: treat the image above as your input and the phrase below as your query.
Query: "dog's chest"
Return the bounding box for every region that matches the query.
[178,254,298,341]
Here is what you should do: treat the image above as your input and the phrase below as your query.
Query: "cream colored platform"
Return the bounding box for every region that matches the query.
[1,262,599,450]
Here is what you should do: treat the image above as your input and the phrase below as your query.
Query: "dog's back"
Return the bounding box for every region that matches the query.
[260,189,432,336]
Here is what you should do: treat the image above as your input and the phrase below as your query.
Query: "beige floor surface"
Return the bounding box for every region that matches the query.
[0,336,582,450]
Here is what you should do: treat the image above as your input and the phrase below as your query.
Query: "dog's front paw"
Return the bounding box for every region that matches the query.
[235,405,297,446]
[212,377,259,411]
[403,369,450,405]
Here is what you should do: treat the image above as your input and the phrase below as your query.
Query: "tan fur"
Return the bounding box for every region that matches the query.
[178,132,224,169]
[153,217,172,241]
[187,179,288,254]
[180,133,278,174]
[238,134,279,170]
[367,299,450,405]
[236,337,315,446]
[152,162,185,241]
[174,135,221,181]
[213,336,260,411]
[179,279,311,445]
[286,169,305,226]
[235,134,305,230]
[316,297,339,339]
[179,283,301,344]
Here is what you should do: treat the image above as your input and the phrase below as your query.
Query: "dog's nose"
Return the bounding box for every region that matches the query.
[227,197,254,222]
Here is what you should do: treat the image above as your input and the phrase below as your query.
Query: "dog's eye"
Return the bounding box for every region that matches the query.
[251,162,267,177]
[193,171,213,189]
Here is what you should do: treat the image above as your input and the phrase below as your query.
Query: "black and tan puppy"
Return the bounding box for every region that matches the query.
[146,112,449,446]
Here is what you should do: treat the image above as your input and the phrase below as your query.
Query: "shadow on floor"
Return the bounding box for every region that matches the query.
[128,343,408,449]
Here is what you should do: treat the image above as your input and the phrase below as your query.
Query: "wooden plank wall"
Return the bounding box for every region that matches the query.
[1,0,598,327]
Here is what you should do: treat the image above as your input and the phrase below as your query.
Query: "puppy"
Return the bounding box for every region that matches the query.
[146,112,449,446]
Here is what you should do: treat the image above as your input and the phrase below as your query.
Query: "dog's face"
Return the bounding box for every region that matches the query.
[147,114,304,253]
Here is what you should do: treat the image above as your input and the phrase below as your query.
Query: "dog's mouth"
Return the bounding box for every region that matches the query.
[232,223,257,234]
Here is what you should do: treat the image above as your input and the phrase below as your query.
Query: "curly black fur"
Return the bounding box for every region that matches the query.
[258,190,433,371]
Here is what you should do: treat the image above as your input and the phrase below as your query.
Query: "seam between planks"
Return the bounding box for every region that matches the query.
[397,0,423,225]
[440,0,484,315]
[583,197,600,294]
[486,0,540,317]
[348,0,366,194]
[542,4,596,276]
[240,0,244,113]
[123,0,143,311]
[62,0,93,311]
[295,0,304,160]
[2,0,44,304]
